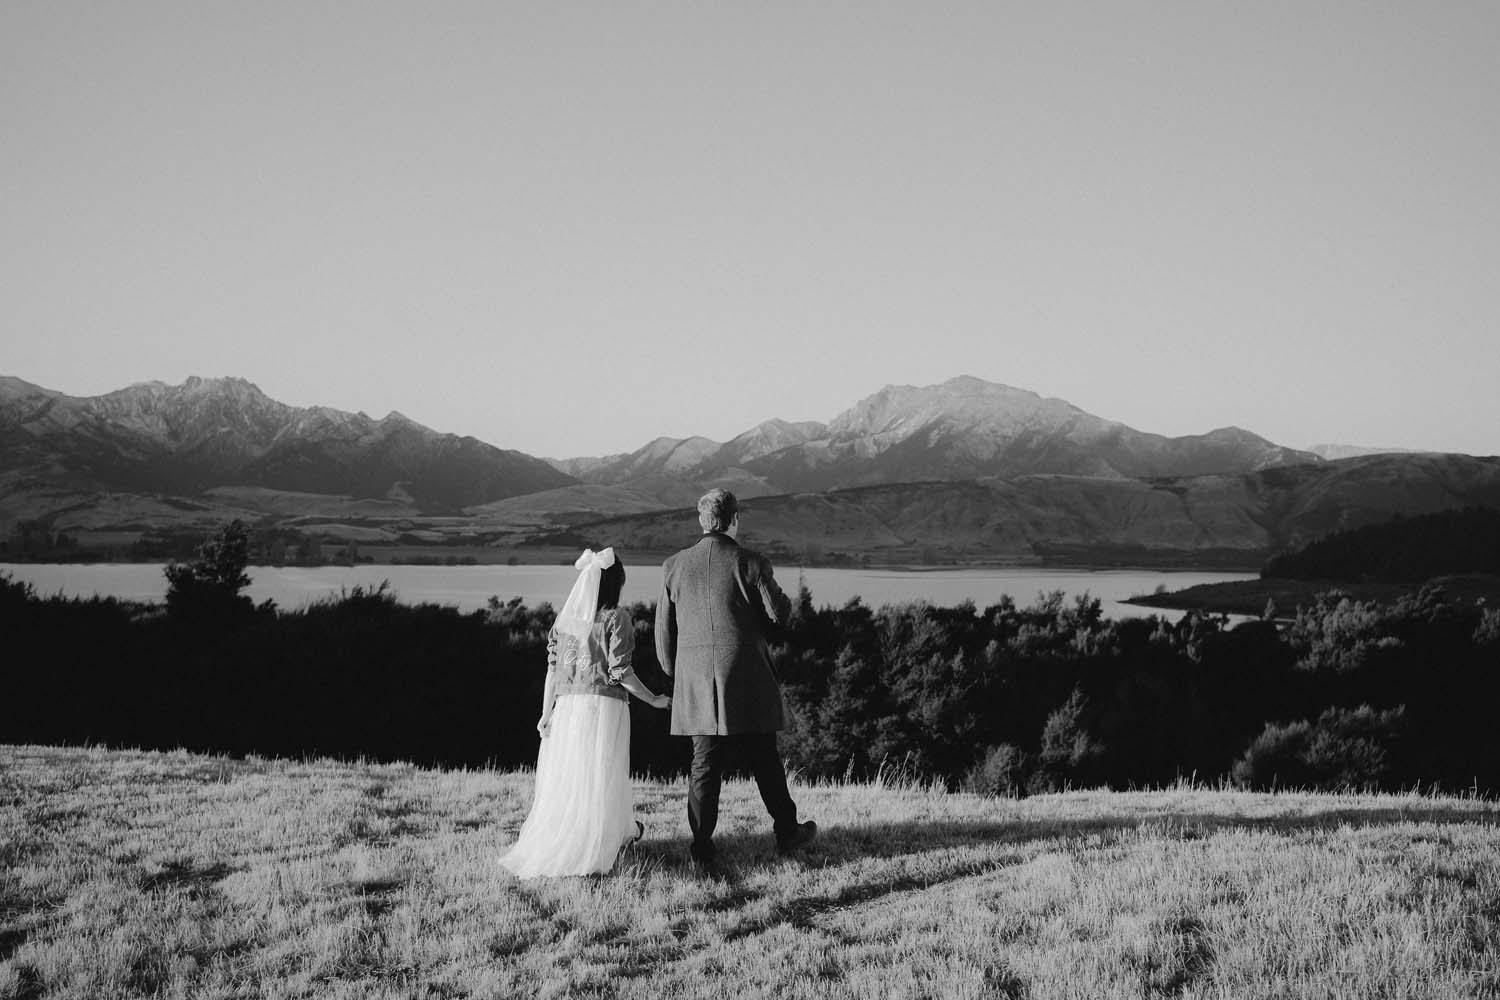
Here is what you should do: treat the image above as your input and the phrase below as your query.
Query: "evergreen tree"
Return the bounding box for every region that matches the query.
[163,519,254,617]
[1029,688,1105,793]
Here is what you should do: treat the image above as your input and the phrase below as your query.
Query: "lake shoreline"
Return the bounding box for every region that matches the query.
[2,562,1260,620]
[1125,573,1500,617]
[1,552,1264,574]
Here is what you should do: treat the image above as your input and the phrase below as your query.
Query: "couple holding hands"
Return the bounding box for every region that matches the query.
[500,488,817,877]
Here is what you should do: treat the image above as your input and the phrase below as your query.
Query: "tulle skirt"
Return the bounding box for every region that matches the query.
[500,693,636,878]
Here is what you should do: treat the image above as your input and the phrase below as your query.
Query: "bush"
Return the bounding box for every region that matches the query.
[1475,607,1500,648]
[964,743,1031,798]
[1231,719,1315,790]
[1232,704,1405,791]
[163,519,255,618]
[1027,688,1106,794]
[1,571,35,610]
[1286,593,1403,673]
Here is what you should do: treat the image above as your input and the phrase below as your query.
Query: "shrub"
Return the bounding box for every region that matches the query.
[163,519,254,618]
[1232,704,1405,791]
[1475,607,1500,648]
[1231,718,1315,790]
[1,571,35,609]
[964,743,1031,798]
[1287,593,1402,673]
[1028,688,1105,793]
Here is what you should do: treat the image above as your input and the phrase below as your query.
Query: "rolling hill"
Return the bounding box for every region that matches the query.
[543,453,1500,565]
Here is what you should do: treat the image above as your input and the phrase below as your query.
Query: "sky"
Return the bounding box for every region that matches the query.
[2,2,1497,459]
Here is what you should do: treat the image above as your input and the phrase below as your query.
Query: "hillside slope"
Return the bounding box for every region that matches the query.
[555,453,1500,564]
[3,745,1498,999]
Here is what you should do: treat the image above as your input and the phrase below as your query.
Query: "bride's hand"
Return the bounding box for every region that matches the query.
[653,694,671,710]
[536,715,551,738]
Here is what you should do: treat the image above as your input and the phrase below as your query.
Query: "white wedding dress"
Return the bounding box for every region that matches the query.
[501,556,643,878]
[500,692,636,877]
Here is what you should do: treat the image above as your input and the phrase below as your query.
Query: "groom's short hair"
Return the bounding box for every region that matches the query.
[698,488,738,533]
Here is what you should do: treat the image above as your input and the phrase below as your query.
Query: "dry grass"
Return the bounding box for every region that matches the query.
[3,744,1499,999]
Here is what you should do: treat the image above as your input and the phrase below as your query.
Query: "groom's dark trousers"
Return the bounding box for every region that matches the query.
[688,734,798,853]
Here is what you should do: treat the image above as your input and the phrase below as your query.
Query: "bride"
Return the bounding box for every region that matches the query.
[500,548,671,877]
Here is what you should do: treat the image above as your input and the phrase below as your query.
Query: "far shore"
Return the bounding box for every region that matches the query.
[2,550,1264,575]
[1125,573,1500,617]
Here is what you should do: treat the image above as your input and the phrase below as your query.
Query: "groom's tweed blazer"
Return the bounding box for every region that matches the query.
[655,532,792,736]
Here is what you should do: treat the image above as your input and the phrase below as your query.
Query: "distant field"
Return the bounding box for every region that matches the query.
[369,544,679,567]
[4,746,1499,998]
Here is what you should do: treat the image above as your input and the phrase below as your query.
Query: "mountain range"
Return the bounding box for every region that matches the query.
[546,376,1321,496]
[2,372,1492,565]
[0,375,571,511]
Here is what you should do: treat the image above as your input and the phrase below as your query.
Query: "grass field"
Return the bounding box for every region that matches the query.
[3,745,1499,999]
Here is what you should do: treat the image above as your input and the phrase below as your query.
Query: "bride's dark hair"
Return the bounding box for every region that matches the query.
[597,558,626,612]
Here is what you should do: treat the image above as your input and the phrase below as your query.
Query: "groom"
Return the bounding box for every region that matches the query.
[655,488,817,866]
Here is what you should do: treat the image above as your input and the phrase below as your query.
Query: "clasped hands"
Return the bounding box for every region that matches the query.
[536,691,671,738]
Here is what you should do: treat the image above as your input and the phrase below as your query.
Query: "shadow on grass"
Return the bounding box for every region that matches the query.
[637,800,1499,875]
[0,921,31,964]
[602,801,1500,982]
[627,802,1497,929]
[2,961,44,1000]
[0,882,69,968]
[332,781,435,847]
[352,876,405,918]
[139,859,240,896]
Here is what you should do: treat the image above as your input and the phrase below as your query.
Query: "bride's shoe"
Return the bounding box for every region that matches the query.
[629,820,645,845]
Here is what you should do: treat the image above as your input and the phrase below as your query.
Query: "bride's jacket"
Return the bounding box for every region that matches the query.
[546,607,635,703]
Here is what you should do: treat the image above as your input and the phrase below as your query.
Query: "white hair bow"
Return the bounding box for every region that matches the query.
[574,547,616,572]
[556,547,616,641]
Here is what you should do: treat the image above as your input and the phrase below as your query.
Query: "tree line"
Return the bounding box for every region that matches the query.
[1263,506,1500,583]
[5,521,1499,795]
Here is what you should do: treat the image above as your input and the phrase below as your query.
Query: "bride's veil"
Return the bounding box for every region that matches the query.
[553,547,616,641]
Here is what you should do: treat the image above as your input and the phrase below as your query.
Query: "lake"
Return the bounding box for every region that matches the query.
[1,563,1256,620]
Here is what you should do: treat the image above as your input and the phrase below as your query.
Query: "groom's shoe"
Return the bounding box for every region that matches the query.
[776,820,817,855]
[689,841,718,872]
